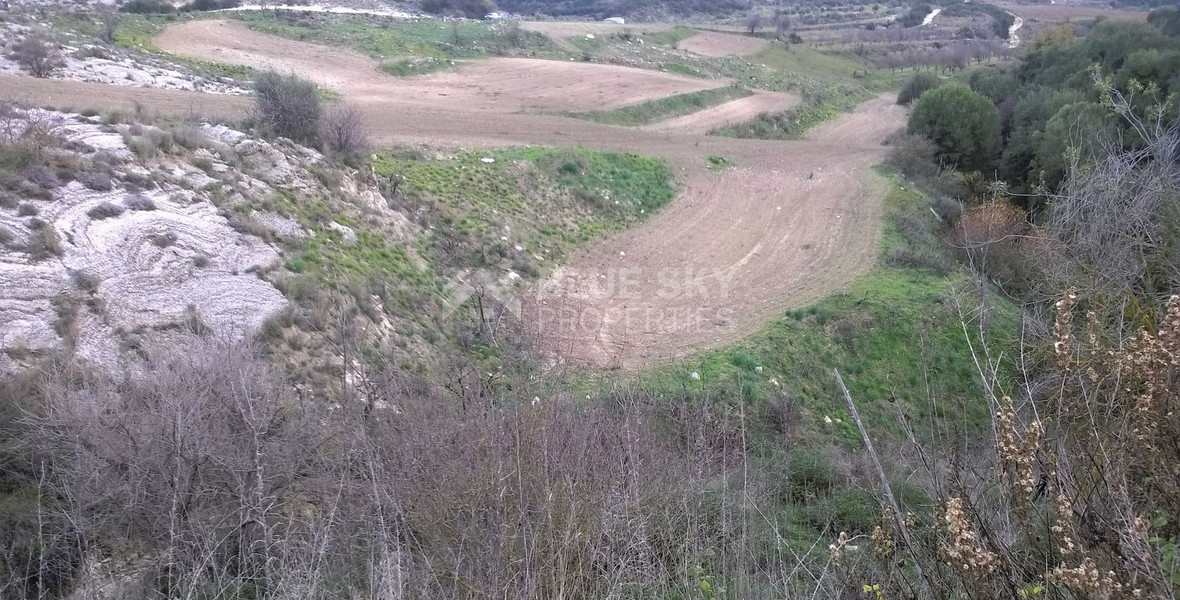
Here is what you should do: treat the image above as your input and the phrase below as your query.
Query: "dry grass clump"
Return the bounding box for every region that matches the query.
[86,201,124,220]
[13,341,810,599]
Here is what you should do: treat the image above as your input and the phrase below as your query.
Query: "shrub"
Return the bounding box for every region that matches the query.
[119,0,176,13]
[183,304,213,336]
[27,226,62,260]
[72,46,112,61]
[149,232,177,247]
[803,488,878,535]
[24,165,60,189]
[0,142,38,173]
[125,130,173,158]
[887,246,954,273]
[179,0,240,11]
[169,124,207,150]
[10,37,65,79]
[896,72,942,105]
[87,201,125,220]
[786,448,840,501]
[98,10,120,44]
[884,132,939,179]
[16,203,38,217]
[421,0,492,19]
[124,194,156,211]
[78,171,113,192]
[72,271,101,293]
[192,157,214,173]
[321,104,369,161]
[254,71,322,144]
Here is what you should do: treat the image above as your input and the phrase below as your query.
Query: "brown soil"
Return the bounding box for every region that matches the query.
[678,31,770,56]
[156,20,724,113]
[3,20,907,369]
[521,95,903,369]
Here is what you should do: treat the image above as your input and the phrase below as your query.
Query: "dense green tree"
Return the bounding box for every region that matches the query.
[1018,42,1092,90]
[1147,7,1180,37]
[1082,20,1168,72]
[896,73,942,105]
[966,67,1017,106]
[1033,102,1113,190]
[908,84,1001,173]
[899,3,932,28]
[1000,87,1084,185]
[1116,48,1180,98]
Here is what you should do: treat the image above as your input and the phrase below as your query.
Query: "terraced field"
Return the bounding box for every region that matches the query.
[3,18,906,368]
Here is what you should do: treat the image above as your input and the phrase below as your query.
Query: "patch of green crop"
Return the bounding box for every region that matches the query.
[571,85,751,127]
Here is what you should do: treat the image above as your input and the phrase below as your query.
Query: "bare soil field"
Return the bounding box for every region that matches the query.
[4,21,906,369]
[677,31,770,57]
[642,91,799,135]
[0,74,254,118]
[522,95,902,368]
[156,20,727,113]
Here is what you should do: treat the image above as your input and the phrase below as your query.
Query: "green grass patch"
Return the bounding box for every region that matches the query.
[272,192,434,290]
[232,12,556,61]
[712,86,875,139]
[548,32,906,131]
[663,62,706,78]
[380,56,456,77]
[370,146,675,277]
[607,173,1018,450]
[707,155,733,170]
[571,85,751,127]
[644,25,698,47]
[586,173,1018,548]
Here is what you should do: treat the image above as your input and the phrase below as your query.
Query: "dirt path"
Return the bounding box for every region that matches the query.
[642,91,798,135]
[522,95,901,368]
[678,31,770,56]
[4,21,906,369]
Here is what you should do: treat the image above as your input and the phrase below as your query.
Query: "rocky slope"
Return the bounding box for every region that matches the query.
[1,19,249,95]
[0,105,414,377]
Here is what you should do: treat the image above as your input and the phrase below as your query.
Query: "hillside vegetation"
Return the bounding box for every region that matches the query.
[3,4,1179,600]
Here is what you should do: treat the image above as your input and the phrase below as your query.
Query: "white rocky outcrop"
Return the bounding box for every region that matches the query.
[0,110,298,375]
[1,21,249,95]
